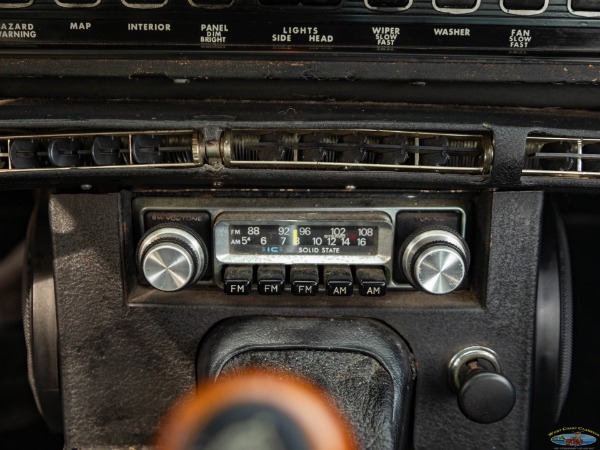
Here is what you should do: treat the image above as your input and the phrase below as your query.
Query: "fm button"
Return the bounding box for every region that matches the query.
[291,266,319,296]
[257,265,285,295]
[223,266,252,295]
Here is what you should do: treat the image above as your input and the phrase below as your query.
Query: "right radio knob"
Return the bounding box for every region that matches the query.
[400,226,470,295]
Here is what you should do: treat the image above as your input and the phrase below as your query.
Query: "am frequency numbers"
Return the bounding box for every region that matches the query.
[228,224,379,255]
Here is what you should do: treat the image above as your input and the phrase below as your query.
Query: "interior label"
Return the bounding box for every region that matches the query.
[127,23,171,32]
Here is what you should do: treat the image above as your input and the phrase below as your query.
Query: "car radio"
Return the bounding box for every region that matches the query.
[133,196,470,297]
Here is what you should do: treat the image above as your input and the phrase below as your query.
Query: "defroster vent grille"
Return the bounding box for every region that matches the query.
[222,129,492,174]
[524,136,600,178]
[0,130,199,171]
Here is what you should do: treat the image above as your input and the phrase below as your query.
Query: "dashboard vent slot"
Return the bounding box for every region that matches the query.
[524,136,600,177]
[0,130,199,171]
[222,129,492,174]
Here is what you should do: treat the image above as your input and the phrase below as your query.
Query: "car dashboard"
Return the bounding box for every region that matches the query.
[0,1,599,449]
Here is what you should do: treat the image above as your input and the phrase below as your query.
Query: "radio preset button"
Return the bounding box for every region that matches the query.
[223,266,252,295]
[324,266,353,296]
[257,265,285,295]
[291,265,319,296]
[356,267,387,296]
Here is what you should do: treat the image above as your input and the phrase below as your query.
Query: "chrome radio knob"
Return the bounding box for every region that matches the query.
[137,225,208,292]
[400,227,469,295]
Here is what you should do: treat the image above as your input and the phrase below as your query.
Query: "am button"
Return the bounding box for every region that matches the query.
[324,266,353,296]
[356,267,387,297]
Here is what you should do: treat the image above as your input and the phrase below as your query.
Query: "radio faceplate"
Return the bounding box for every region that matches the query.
[214,211,393,264]
[133,196,468,294]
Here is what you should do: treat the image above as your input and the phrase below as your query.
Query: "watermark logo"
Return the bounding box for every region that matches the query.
[549,427,598,448]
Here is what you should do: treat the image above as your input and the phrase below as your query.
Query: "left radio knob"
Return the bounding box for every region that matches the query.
[137,225,208,292]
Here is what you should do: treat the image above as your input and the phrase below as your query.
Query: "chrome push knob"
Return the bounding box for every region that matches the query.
[400,226,469,295]
[137,225,208,292]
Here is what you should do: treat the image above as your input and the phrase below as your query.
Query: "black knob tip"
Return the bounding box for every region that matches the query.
[458,371,516,424]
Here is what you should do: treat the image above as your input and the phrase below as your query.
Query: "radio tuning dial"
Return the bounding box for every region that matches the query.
[137,225,208,292]
[400,227,470,295]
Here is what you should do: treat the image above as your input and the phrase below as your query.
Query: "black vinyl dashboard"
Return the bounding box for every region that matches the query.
[1,1,600,449]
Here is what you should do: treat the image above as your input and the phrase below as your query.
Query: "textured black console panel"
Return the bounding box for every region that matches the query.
[48,190,541,449]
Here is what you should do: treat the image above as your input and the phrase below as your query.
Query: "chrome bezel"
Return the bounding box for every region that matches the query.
[448,346,503,391]
[214,211,394,266]
[135,197,468,290]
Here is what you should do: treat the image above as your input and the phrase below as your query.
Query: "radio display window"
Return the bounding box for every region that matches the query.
[213,211,393,266]
[228,224,379,256]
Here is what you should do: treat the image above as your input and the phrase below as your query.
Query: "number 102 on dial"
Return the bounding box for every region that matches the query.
[228,224,378,256]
